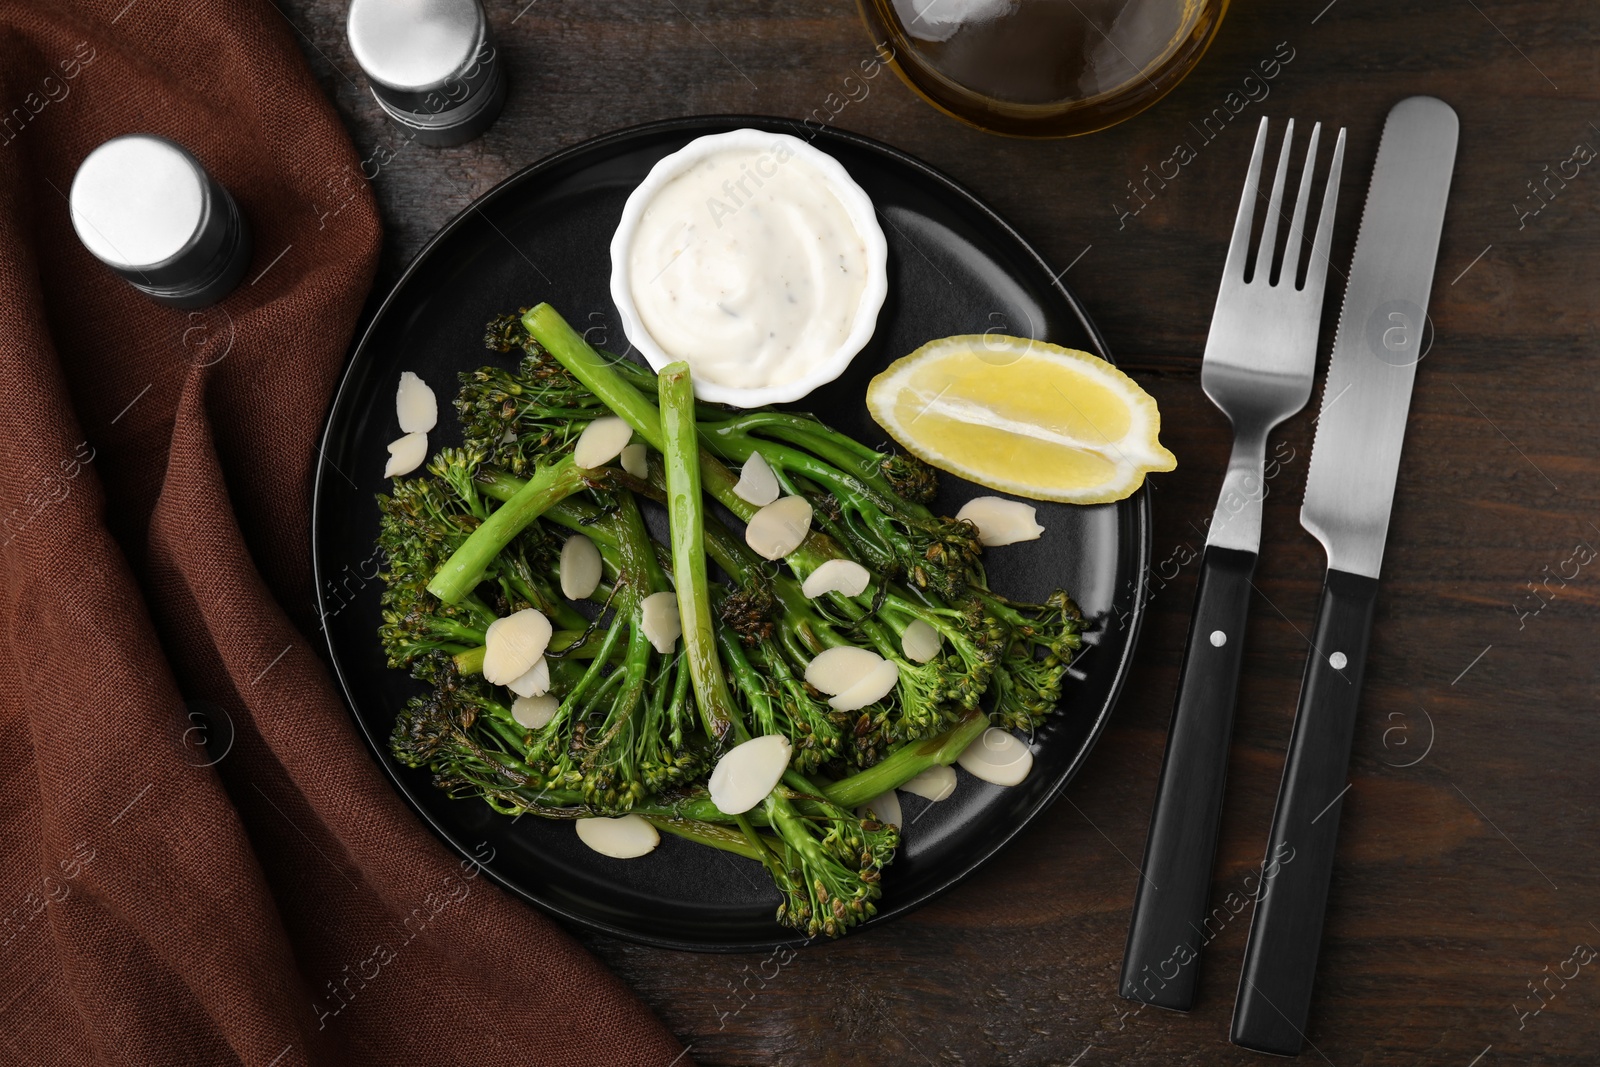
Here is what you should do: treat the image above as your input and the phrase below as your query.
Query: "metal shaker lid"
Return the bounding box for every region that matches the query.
[348,0,482,93]
[347,0,505,147]
[70,134,251,308]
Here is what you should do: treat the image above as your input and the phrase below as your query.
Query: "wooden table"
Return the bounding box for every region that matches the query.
[285,1,1600,1062]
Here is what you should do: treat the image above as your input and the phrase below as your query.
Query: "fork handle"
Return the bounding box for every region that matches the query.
[1120,544,1257,1010]
[1231,568,1378,1055]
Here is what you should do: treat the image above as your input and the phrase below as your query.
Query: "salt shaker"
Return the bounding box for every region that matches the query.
[347,0,507,147]
[69,134,253,309]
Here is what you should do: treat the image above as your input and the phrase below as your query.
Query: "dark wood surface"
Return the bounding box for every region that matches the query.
[281,1,1600,1063]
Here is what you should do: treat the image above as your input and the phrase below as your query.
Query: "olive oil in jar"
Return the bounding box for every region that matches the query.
[859,0,1228,137]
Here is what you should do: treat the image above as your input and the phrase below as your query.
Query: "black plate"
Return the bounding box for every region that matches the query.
[313,116,1151,951]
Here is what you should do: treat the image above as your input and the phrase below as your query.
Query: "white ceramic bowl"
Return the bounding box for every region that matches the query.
[608,129,889,408]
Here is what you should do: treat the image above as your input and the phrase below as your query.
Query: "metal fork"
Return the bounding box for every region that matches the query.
[1120,116,1345,1012]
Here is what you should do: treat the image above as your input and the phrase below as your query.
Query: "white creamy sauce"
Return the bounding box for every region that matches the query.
[625,144,871,391]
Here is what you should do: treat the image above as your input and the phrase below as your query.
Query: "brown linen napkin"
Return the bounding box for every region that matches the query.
[0,2,687,1063]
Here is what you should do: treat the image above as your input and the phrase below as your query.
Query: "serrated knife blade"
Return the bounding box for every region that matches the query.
[1301,95,1460,578]
[1231,96,1459,1056]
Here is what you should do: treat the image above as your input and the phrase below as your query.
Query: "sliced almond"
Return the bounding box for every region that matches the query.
[900,764,957,802]
[383,432,428,478]
[482,608,553,685]
[708,734,793,815]
[620,442,648,479]
[575,815,659,859]
[560,534,602,600]
[745,495,812,560]
[733,451,780,506]
[801,559,871,599]
[396,371,437,433]
[500,428,517,444]
[641,591,681,654]
[511,693,558,729]
[828,658,900,712]
[573,416,633,469]
[955,496,1045,547]
[804,646,883,696]
[506,657,550,698]
[900,619,942,663]
[855,790,902,828]
[956,728,1034,787]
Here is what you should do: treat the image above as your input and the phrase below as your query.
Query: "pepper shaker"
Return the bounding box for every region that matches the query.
[347,0,507,147]
[69,134,253,309]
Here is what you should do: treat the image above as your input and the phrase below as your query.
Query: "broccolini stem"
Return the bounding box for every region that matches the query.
[525,304,667,449]
[646,817,770,863]
[479,468,678,601]
[525,304,847,564]
[716,625,779,736]
[665,635,694,748]
[423,617,489,646]
[595,350,727,423]
[731,813,788,878]
[427,455,588,604]
[822,708,988,809]
[475,467,530,502]
[544,502,620,549]
[708,416,933,518]
[476,469,627,565]
[701,430,868,507]
[660,362,737,744]
[452,629,612,677]
[707,411,884,466]
[642,709,987,825]
[559,606,631,712]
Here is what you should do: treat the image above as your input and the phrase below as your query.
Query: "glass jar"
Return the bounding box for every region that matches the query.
[859,0,1229,138]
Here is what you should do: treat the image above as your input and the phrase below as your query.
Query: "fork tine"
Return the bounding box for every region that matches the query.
[1280,122,1323,287]
[1253,118,1295,284]
[1220,118,1271,282]
[1302,127,1347,296]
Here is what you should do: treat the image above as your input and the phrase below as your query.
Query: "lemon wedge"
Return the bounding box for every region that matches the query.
[866,335,1176,504]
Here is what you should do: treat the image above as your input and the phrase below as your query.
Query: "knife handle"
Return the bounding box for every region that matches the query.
[1231,567,1378,1055]
[1120,544,1258,1010]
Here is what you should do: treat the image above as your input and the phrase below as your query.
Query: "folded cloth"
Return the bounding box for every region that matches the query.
[0,2,686,1063]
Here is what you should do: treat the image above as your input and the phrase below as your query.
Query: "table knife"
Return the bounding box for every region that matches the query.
[1230,95,1459,1055]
